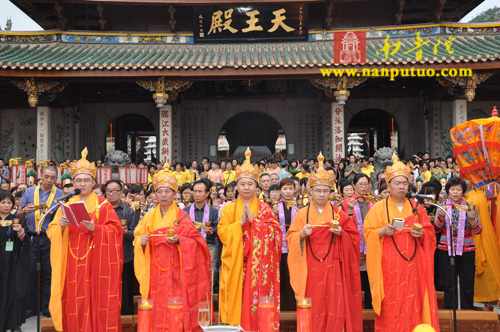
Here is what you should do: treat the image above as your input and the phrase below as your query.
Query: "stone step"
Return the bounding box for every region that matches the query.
[41,309,500,332]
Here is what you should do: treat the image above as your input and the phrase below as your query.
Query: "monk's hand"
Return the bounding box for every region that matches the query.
[380,224,395,237]
[330,225,342,236]
[59,215,71,228]
[205,226,214,235]
[240,207,247,227]
[141,234,150,246]
[166,234,179,244]
[300,224,313,240]
[80,220,95,232]
[122,226,129,236]
[333,199,342,207]
[272,204,280,215]
[411,228,423,238]
[244,204,254,224]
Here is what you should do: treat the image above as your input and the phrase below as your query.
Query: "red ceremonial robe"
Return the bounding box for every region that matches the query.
[287,203,362,332]
[364,198,439,332]
[218,197,282,331]
[48,193,123,332]
[134,205,212,332]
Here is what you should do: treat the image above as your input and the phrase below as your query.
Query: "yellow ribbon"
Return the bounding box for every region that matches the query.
[34,185,57,232]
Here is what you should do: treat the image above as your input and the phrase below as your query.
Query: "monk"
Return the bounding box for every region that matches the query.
[287,153,362,332]
[464,180,500,303]
[364,154,439,332]
[218,148,282,331]
[134,165,212,332]
[48,148,123,332]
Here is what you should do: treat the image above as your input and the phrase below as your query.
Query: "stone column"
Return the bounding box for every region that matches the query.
[429,101,442,158]
[159,105,172,164]
[36,106,51,161]
[63,107,75,160]
[331,102,345,162]
[452,99,467,127]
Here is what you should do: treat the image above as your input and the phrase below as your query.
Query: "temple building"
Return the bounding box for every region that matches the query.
[0,0,499,164]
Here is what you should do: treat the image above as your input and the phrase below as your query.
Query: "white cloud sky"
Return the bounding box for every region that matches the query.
[0,0,497,31]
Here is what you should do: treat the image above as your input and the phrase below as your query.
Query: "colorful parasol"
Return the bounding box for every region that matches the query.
[450,106,500,227]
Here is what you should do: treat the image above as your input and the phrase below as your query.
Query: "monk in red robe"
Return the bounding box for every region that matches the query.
[218,148,282,331]
[48,148,123,332]
[364,154,439,332]
[287,153,362,332]
[134,165,212,332]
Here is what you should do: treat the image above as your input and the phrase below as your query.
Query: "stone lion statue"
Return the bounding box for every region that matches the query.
[104,150,131,179]
[372,147,396,190]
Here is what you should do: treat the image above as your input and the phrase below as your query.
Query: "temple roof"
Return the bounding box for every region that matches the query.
[0,23,499,78]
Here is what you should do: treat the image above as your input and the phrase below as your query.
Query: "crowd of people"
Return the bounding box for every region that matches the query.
[0,148,499,332]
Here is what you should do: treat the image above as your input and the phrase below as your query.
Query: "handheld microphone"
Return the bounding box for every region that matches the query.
[55,189,81,203]
[405,192,435,200]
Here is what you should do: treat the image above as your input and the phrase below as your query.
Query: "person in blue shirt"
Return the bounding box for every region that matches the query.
[19,166,62,318]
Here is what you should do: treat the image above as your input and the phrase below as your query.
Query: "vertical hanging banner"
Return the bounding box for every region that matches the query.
[159,106,172,164]
[96,167,112,185]
[332,103,345,162]
[333,31,367,65]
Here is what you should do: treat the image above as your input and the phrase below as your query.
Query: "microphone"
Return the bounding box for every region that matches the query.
[55,189,81,203]
[405,192,435,200]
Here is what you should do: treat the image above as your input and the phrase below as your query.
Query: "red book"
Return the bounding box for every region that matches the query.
[59,201,92,227]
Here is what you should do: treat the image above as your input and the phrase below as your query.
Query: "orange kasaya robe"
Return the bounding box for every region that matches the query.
[287,202,362,332]
[218,197,282,331]
[465,190,500,302]
[364,197,439,332]
[133,204,212,332]
[47,192,123,332]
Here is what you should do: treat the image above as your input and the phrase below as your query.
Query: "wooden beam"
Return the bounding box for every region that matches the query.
[435,0,447,23]
[54,1,68,30]
[96,2,107,31]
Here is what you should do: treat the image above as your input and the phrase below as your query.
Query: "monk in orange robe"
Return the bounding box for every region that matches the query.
[134,165,212,332]
[287,153,362,332]
[48,148,123,332]
[364,154,439,332]
[218,148,282,331]
[464,180,500,303]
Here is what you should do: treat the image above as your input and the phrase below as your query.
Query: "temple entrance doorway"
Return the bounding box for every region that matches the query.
[105,114,156,164]
[347,109,398,158]
[217,111,286,163]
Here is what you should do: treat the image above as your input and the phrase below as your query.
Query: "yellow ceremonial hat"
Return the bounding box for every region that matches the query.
[309,152,335,187]
[235,148,259,182]
[153,162,178,192]
[70,148,97,179]
[385,154,410,182]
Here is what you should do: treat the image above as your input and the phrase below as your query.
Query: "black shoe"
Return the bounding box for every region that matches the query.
[43,311,51,318]
[25,311,35,319]
[11,327,22,332]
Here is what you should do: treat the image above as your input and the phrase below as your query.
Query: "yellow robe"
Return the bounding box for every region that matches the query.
[465,190,500,302]
[133,204,177,299]
[218,197,258,326]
